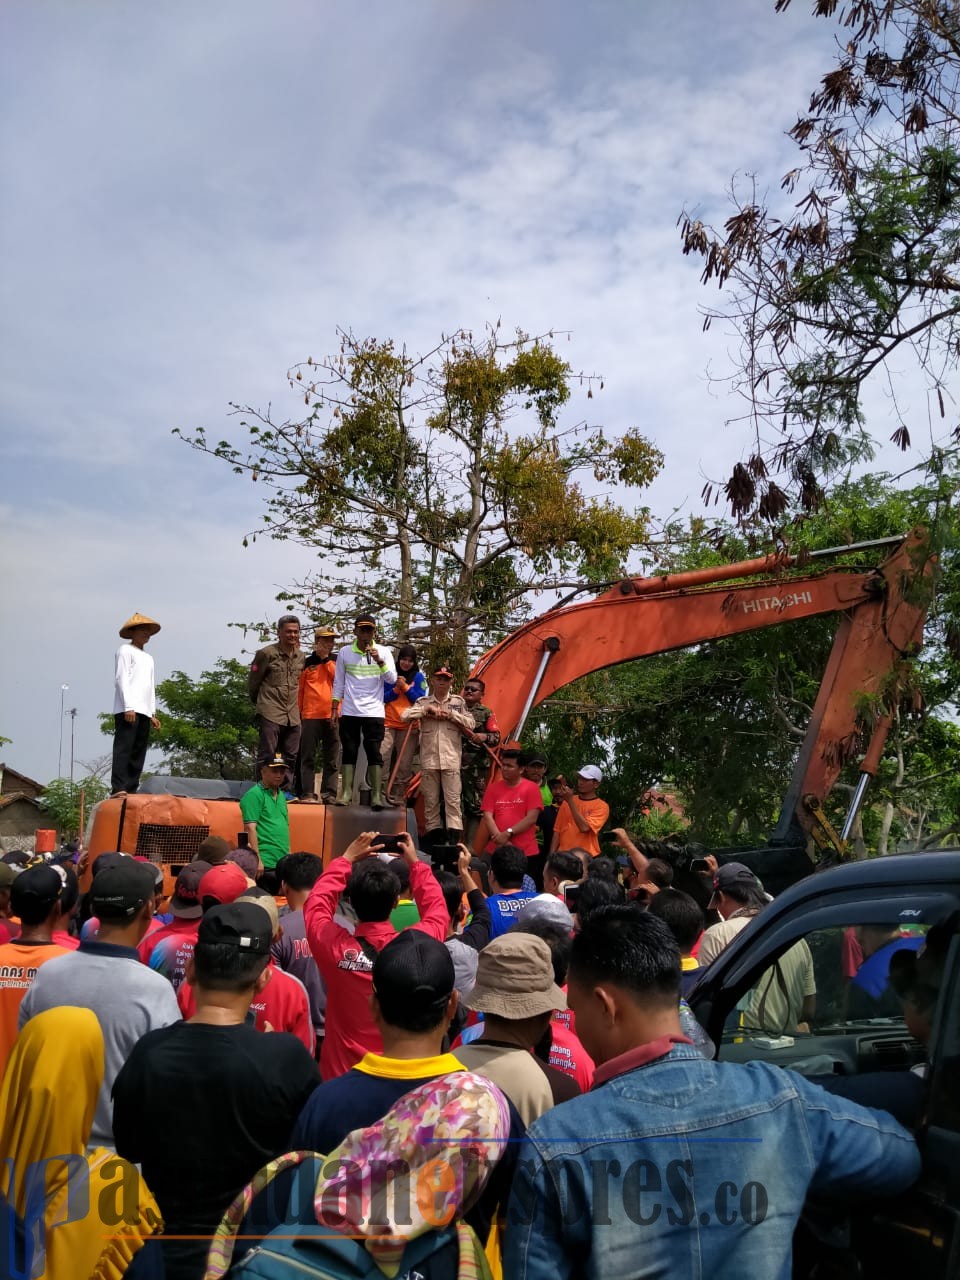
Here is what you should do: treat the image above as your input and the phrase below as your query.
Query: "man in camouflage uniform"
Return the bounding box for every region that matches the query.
[459,676,501,843]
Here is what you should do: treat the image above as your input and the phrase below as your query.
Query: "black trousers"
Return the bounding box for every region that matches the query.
[256,717,301,790]
[525,850,547,892]
[111,713,151,794]
[298,717,340,799]
[339,715,385,768]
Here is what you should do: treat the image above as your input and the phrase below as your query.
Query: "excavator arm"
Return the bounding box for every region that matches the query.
[471,531,929,857]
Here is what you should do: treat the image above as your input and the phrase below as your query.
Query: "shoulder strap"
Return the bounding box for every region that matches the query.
[356,936,379,966]
[755,960,791,1036]
[203,1150,321,1280]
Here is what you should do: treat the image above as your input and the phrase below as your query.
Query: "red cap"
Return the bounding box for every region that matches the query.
[432,666,454,678]
[198,862,249,908]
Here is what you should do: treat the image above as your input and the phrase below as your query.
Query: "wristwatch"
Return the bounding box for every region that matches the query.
[506,827,513,837]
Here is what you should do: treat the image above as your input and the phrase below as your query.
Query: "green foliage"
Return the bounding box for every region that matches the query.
[633,802,687,842]
[155,659,258,779]
[40,776,109,838]
[177,325,662,665]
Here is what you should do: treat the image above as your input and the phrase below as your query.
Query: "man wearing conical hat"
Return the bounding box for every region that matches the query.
[111,613,161,797]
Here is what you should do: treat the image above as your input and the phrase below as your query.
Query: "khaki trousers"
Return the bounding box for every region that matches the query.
[420,768,463,833]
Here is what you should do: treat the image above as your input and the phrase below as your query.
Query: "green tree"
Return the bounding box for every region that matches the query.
[176,326,662,670]
[154,659,258,779]
[101,659,258,780]
[679,1,960,530]
[40,776,109,839]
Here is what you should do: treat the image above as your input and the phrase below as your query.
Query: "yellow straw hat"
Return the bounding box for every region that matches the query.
[119,612,161,639]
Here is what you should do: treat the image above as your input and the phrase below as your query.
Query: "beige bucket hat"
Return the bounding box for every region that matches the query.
[466,933,567,1019]
[119,612,161,639]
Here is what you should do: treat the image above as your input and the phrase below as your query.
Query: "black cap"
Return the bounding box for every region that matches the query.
[11,866,63,916]
[373,931,455,1023]
[519,750,547,767]
[92,851,131,877]
[170,860,212,919]
[197,902,272,953]
[355,613,376,628]
[710,862,761,896]
[90,861,157,921]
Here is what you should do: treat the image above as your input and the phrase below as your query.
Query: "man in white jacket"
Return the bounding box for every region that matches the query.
[331,613,396,809]
[111,611,161,796]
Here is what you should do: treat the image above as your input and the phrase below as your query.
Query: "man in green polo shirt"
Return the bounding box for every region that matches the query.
[239,754,290,892]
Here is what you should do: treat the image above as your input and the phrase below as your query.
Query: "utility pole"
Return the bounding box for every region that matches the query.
[69,708,77,786]
[58,684,69,776]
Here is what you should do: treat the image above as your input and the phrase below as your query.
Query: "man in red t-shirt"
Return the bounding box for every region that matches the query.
[481,748,544,880]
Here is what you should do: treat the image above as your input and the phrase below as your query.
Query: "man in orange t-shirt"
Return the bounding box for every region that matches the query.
[550,765,610,858]
[0,865,71,1076]
[297,625,339,802]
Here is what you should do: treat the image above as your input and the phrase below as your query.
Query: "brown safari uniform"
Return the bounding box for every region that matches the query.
[249,643,305,785]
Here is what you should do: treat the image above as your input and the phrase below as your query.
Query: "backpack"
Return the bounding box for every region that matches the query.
[203,1150,491,1280]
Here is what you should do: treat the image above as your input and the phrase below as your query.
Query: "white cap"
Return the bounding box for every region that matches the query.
[578,765,603,782]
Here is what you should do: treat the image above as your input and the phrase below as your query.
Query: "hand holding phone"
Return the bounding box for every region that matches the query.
[430,843,461,872]
[370,834,405,857]
[563,882,581,911]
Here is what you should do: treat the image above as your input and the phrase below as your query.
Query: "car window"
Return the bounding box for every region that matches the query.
[721,923,929,1047]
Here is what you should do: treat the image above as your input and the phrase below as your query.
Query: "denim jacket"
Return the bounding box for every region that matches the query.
[505,1042,920,1279]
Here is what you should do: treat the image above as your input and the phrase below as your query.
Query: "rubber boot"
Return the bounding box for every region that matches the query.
[369,765,388,811]
[334,763,355,807]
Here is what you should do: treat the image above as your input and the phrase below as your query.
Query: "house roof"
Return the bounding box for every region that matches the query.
[0,764,44,796]
[0,793,42,812]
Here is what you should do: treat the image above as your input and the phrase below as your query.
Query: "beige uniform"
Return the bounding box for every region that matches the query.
[403,692,473,832]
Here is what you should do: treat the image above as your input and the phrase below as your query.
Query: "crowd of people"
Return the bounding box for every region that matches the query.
[112,611,609,862]
[0,609,933,1276]
[0,806,934,1280]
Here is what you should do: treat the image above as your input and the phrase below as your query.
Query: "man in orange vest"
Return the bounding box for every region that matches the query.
[297,625,340,803]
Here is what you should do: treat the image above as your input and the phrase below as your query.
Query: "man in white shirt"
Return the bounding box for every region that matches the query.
[111,611,161,796]
[331,613,396,809]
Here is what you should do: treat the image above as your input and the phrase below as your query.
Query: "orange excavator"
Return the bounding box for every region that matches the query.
[87,531,930,892]
[469,528,930,887]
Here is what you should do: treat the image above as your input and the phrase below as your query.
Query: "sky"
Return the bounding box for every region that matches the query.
[1,0,893,785]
